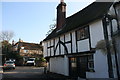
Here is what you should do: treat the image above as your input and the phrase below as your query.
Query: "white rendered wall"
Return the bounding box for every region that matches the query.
[112,19,118,33]
[115,36,120,75]
[64,55,69,76]
[42,42,47,57]
[86,50,109,78]
[47,41,50,56]
[51,40,54,56]
[66,43,71,54]
[51,47,54,56]
[65,33,70,42]
[77,39,90,52]
[72,32,76,53]
[90,20,105,48]
[55,38,59,55]
[49,56,69,76]
[65,33,71,54]
[60,36,65,55]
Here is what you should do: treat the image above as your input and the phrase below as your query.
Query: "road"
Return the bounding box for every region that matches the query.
[2,66,53,80]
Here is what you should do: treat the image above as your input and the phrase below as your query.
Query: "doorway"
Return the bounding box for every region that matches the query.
[69,56,88,78]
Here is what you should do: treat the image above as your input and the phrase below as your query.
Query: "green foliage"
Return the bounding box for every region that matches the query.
[41,57,46,62]
[1,40,23,62]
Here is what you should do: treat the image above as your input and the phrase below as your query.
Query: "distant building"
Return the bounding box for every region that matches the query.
[12,39,43,58]
[43,0,120,79]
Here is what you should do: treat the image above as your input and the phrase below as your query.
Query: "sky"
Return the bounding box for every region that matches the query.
[1,0,95,44]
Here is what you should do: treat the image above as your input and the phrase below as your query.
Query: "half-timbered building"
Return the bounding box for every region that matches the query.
[43,0,120,79]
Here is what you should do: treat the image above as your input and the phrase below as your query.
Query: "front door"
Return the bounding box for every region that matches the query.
[69,56,87,78]
[77,56,87,78]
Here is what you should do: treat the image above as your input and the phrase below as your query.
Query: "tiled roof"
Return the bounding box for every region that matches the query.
[18,42,42,50]
[43,2,113,41]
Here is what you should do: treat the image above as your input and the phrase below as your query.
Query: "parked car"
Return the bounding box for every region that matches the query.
[3,61,15,69]
[9,58,16,62]
[26,58,35,66]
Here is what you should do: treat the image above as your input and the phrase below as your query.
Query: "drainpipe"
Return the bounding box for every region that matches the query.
[102,15,114,78]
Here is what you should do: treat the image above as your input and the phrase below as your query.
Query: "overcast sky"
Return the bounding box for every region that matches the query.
[1,0,94,43]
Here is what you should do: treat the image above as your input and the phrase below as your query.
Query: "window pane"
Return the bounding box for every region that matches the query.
[76,26,89,40]
[88,55,94,70]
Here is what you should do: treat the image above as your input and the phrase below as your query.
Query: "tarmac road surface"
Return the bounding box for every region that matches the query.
[2,66,54,80]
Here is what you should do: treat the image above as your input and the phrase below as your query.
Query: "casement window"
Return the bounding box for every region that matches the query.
[23,50,28,53]
[77,26,89,40]
[87,55,94,71]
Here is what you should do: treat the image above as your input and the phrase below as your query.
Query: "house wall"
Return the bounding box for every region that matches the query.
[89,20,105,48]
[77,39,90,52]
[44,30,91,57]
[55,38,59,55]
[86,20,110,78]
[115,36,120,75]
[49,56,69,76]
[72,32,76,53]
[112,19,118,33]
[86,50,109,78]
[43,19,110,77]
[43,42,47,57]
[43,18,119,78]
[60,35,65,55]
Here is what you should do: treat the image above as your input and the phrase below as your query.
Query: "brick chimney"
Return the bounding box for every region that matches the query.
[56,0,66,29]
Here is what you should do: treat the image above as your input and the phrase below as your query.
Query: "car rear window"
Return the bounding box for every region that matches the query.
[6,62,14,64]
[28,59,34,61]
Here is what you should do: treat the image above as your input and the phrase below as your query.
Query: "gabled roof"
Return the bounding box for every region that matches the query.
[15,42,42,50]
[43,2,113,41]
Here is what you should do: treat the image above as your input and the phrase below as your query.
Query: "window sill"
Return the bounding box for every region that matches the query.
[87,69,95,72]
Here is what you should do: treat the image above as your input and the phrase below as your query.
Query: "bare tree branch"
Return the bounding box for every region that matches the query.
[0,31,14,42]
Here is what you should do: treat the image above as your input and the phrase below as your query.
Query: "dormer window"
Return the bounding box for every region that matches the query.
[76,26,89,40]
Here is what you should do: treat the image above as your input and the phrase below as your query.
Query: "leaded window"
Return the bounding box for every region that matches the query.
[77,26,89,40]
[88,55,94,71]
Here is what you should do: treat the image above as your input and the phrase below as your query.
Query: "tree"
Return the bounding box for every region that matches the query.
[1,40,12,64]
[0,31,14,42]
[46,19,56,36]
[0,31,14,64]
